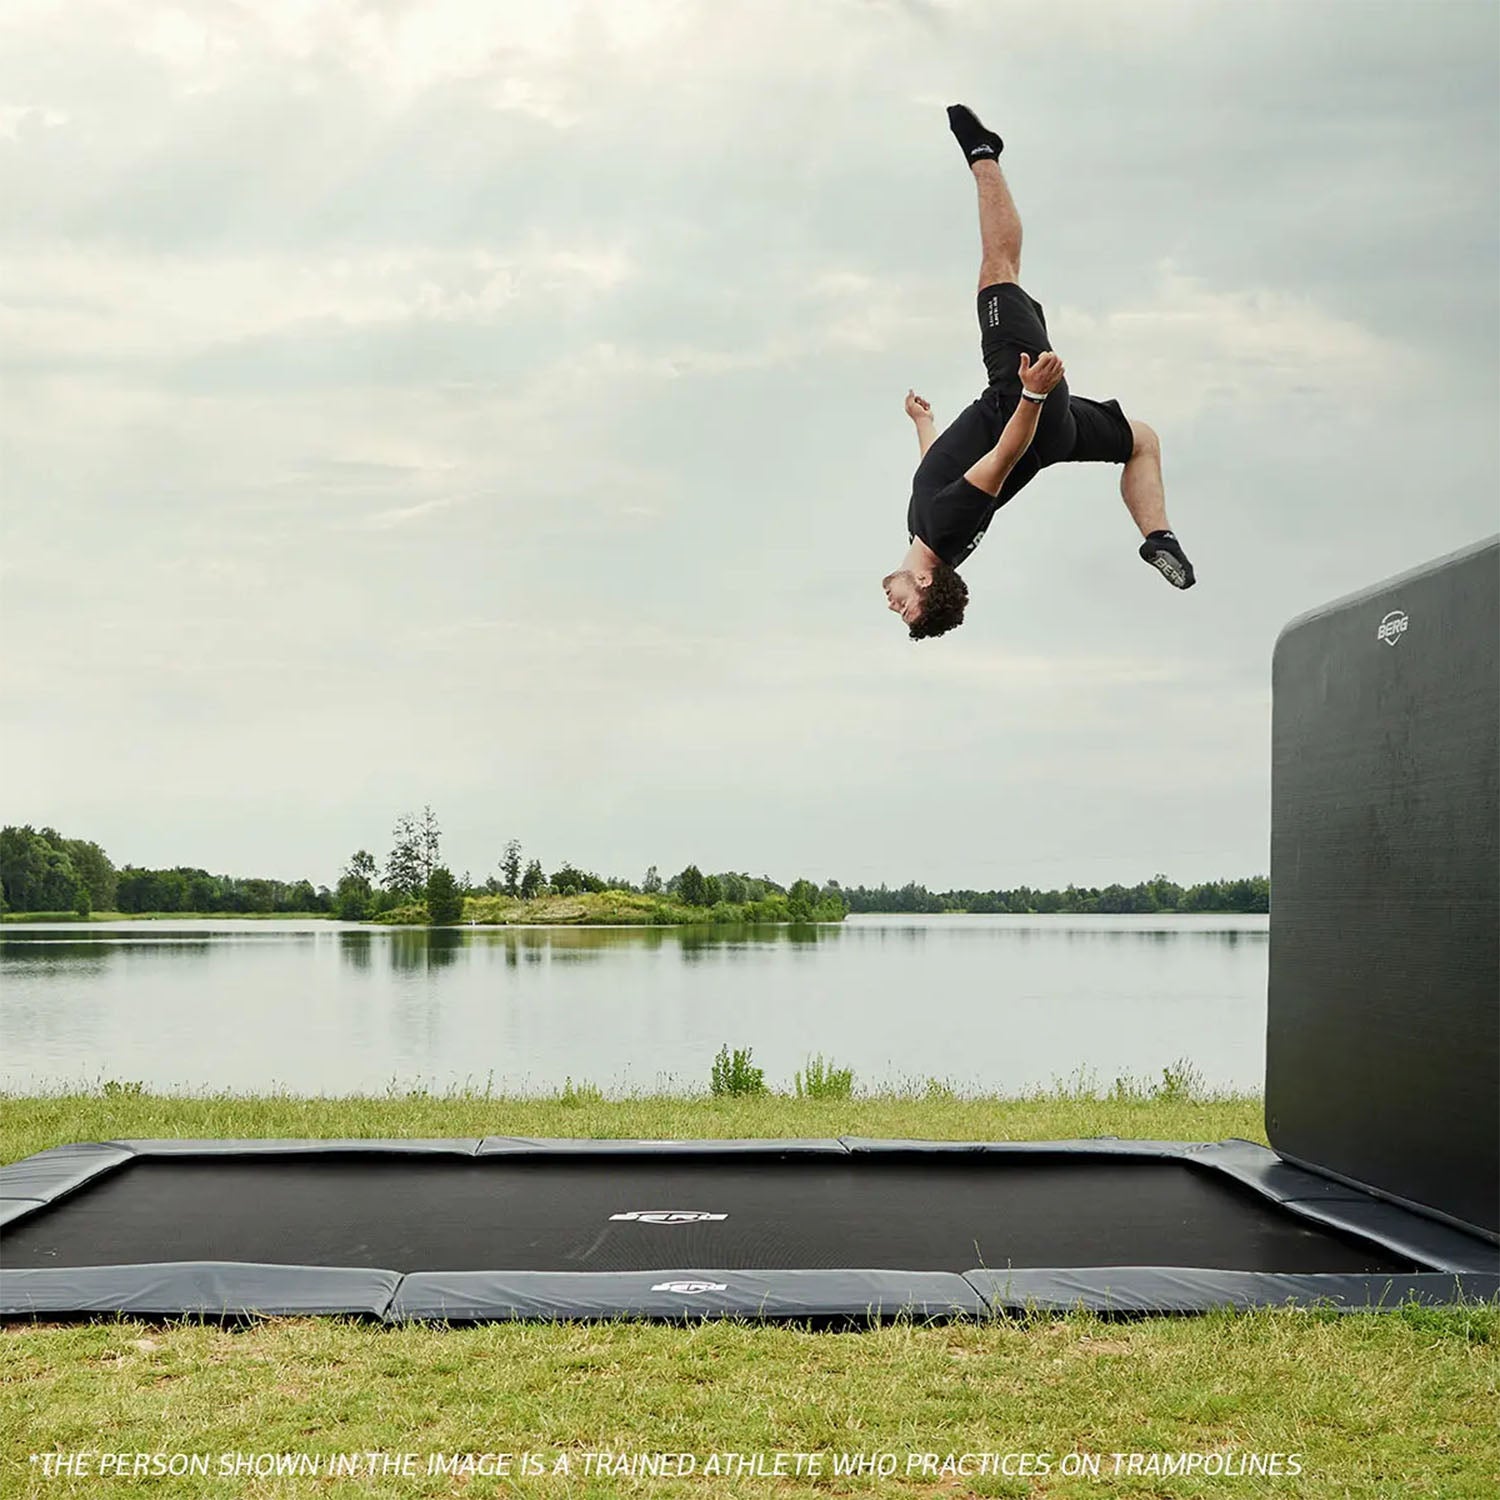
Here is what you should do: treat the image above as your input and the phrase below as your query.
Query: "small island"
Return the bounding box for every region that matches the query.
[380,883,846,927]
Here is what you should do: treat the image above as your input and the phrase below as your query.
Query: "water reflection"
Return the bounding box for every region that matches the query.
[386,929,465,971]
[338,931,375,971]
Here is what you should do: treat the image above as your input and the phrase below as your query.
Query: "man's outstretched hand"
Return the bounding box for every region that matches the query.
[905,389,933,422]
[1019,350,1065,394]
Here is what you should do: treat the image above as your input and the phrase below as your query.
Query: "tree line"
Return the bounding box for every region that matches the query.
[835,874,1269,914]
[0,817,846,924]
[1,820,1269,922]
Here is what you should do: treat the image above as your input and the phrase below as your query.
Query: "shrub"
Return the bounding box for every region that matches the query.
[710,1045,765,1097]
[794,1054,854,1100]
[1152,1057,1208,1103]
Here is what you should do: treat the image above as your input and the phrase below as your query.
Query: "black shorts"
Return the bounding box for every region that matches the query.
[977,281,1135,468]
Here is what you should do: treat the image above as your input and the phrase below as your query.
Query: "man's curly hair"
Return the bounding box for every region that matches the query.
[908,562,969,640]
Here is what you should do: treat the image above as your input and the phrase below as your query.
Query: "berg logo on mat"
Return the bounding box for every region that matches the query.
[1377,609,1409,646]
[610,1211,728,1225]
[652,1280,728,1295]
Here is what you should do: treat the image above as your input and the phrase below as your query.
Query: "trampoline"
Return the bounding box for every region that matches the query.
[3,537,1497,1323]
[1,1138,1495,1321]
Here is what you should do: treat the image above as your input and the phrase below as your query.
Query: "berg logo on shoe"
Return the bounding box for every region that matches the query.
[1377,609,1409,646]
[610,1210,728,1224]
[651,1280,729,1295]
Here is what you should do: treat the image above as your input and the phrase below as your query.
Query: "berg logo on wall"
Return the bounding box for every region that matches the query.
[610,1211,728,1225]
[651,1280,729,1295]
[1377,609,1409,646]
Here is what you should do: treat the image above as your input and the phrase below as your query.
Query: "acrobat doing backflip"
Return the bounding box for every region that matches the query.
[884,105,1196,640]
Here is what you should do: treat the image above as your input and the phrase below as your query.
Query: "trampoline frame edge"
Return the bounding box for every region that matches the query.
[3,1138,1495,1321]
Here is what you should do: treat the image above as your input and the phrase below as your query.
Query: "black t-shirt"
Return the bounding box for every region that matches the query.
[906,390,1041,567]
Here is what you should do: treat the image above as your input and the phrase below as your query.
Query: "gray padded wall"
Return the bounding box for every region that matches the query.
[1267,536,1499,1238]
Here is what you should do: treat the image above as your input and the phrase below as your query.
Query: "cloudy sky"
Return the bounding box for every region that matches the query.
[2,0,1496,894]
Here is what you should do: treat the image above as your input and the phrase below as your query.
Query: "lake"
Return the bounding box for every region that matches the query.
[0,914,1270,1097]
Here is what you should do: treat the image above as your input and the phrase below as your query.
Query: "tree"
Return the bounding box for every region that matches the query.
[155,870,189,912]
[0,825,82,912]
[385,813,425,900]
[501,839,523,897]
[702,874,724,906]
[345,850,378,885]
[787,877,820,920]
[61,838,117,911]
[641,865,662,894]
[335,873,372,921]
[242,878,275,915]
[676,865,707,906]
[551,862,586,896]
[520,859,545,899]
[425,866,463,925]
[419,805,442,885]
[287,879,318,912]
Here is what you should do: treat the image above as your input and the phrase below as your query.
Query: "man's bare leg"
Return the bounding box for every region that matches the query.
[1126,419,1196,587]
[947,105,1020,285]
[973,159,1023,288]
[1121,420,1170,537]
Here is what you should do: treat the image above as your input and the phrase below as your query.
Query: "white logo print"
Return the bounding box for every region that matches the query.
[1377,609,1409,646]
[610,1211,728,1225]
[652,1280,728,1295]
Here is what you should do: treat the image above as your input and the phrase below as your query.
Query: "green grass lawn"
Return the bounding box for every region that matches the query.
[3,1088,1496,1498]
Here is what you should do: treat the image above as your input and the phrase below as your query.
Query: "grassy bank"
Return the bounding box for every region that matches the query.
[4,1090,1496,1498]
[388,891,719,925]
[0,1079,1266,1164]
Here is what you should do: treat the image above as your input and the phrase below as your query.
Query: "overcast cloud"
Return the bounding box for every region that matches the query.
[2,0,1496,891]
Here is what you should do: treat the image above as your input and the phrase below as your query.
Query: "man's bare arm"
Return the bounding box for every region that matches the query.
[905,389,938,458]
[963,350,1065,496]
[963,398,1040,495]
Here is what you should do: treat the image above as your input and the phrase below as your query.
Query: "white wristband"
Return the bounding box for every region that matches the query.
[1020,388,1047,404]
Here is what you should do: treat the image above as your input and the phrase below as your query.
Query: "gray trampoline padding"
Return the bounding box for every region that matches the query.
[969,1269,1500,1316]
[0,1263,402,1319]
[389,1269,988,1323]
[0,1141,135,1199]
[475,1136,849,1154]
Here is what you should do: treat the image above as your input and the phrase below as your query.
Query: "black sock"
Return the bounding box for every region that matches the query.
[947,104,1003,166]
[1140,530,1195,589]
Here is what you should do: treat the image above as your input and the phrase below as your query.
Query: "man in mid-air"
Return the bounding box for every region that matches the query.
[884,105,1196,640]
